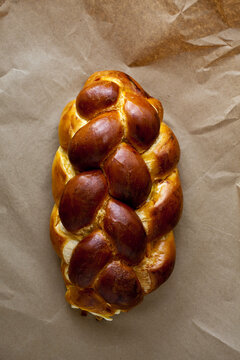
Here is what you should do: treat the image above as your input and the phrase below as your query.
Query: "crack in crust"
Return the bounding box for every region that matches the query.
[50,70,183,320]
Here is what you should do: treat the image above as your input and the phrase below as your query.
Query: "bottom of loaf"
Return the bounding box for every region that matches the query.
[62,231,176,321]
[50,205,177,320]
[71,304,121,321]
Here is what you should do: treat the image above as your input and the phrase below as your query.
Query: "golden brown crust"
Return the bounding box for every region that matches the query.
[51,147,75,206]
[137,169,183,240]
[134,231,176,294]
[65,286,115,318]
[50,205,69,258]
[147,98,164,123]
[143,122,180,181]
[50,70,183,320]
[84,70,150,98]
[58,100,87,151]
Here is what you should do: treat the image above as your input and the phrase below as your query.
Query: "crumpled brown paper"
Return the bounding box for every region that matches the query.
[1,0,240,359]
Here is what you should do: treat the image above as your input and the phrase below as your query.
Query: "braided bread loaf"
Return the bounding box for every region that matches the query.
[50,70,183,320]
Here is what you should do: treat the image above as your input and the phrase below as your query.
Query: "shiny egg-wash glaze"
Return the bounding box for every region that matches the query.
[50,71,183,320]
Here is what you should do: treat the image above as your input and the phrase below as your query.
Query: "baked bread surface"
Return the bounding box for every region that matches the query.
[50,70,183,320]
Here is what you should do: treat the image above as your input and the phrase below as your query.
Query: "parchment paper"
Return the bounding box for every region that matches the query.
[1,1,240,359]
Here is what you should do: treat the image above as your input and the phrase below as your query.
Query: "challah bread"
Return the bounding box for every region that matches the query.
[50,70,183,320]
